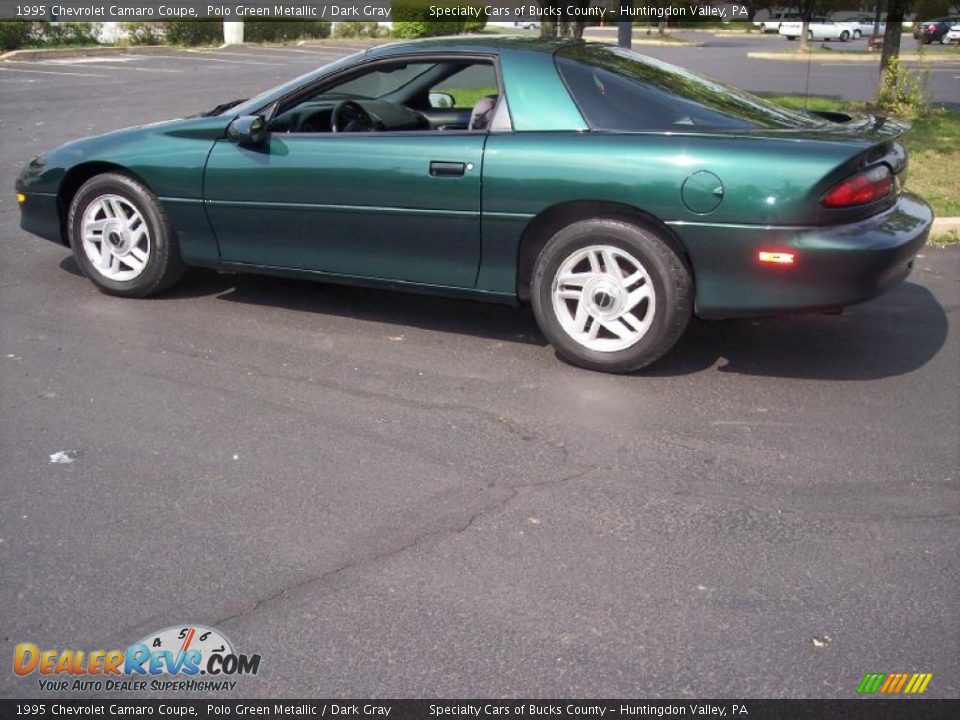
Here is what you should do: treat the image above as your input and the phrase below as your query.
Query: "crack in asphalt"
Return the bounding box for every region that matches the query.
[210,466,598,629]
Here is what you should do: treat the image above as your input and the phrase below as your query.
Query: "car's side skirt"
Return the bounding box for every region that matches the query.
[217,261,520,306]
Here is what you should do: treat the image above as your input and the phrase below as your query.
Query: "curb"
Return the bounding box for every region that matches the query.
[931,217,960,238]
[632,39,705,47]
[0,45,172,61]
[747,50,958,62]
[590,37,705,47]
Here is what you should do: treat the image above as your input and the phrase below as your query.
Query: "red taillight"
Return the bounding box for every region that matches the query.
[821,165,893,208]
[927,23,937,31]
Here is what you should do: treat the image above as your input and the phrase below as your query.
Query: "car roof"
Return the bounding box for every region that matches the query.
[364,35,579,59]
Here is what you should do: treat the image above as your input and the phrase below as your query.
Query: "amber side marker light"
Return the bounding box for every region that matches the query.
[16,193,26,203]
[758,251,795,265]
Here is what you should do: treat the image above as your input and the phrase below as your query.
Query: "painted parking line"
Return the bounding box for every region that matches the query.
[39,56,143,63]
[186,49,308,60]
[166,52,283,66]
[0,65,108,78]
[25,59,182,74]
[244,45,362,55]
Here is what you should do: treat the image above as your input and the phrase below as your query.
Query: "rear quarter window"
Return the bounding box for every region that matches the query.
[555,46,824,133]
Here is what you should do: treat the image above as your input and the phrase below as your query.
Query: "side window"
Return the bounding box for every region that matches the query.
[429,64,499,110]
[332,62,436,98]
[269,59,503,134]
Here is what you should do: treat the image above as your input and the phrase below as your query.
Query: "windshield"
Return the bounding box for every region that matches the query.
[556,45,826,132]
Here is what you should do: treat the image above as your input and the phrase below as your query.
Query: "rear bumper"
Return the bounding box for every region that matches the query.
[675,192,933,319]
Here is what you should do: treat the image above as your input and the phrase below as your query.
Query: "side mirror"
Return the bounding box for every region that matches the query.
[428,92,455,109]
[227,115,268,146]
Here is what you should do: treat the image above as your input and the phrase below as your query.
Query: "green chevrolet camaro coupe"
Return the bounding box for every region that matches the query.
[16,37,932,373]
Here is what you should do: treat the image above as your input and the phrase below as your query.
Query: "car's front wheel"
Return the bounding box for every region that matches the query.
[840,30,850,41]
[531,219,692,374]
[68,172,184,297]
[853,29,862,39]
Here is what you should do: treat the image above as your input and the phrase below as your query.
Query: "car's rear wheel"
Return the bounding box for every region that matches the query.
[68,173,184,297]
[853,29,862,39]
[531,219,692,374]
[840,30,850,41]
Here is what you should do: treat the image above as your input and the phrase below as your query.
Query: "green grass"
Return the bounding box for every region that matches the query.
[763,94,960,222]
[438,86,499,108]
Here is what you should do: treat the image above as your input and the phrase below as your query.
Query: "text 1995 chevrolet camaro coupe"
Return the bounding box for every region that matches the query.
[16,37,932,373]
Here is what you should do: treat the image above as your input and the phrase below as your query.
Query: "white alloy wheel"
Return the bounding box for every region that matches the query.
[550,244,656,353]
[81,194,151,282]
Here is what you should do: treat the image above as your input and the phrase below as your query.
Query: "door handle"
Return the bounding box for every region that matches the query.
[429,161,466,177]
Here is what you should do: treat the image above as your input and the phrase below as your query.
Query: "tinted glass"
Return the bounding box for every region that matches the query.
[333,62,436,99]
[556,45,825,132]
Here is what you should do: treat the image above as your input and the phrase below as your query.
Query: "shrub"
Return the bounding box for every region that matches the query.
[392,1,465,38]
[0,21,37,51]
[877,56,931,117]
[36,22,99,46]
[464,20,488,33]
[333,22,383,39]
[244,21,331,42]
[121,22,163,46]
[163,20,223,46]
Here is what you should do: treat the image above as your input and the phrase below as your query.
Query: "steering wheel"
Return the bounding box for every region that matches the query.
[331,100,375,133]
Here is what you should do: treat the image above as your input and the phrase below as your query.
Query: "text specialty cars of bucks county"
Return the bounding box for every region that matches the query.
[16,37,933,373]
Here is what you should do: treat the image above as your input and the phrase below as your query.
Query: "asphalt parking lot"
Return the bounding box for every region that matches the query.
[1,39,958,699]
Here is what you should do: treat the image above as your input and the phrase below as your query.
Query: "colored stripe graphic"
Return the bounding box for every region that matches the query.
[910,673,933,694]
[857,673,885,693]
[858,672,932,694]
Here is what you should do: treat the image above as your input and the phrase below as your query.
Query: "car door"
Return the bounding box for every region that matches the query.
[203,132,484,288]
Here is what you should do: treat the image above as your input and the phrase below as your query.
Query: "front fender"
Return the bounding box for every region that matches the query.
[16,116,231,263]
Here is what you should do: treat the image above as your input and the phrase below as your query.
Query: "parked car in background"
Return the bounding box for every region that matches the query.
[946,23,960,43]
[754,12,801,33]
[779,17,851,41]
[839,17,886,38]
[914,17,959,43]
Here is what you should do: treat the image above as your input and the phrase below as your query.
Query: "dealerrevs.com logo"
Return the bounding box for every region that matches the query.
[13,625,261,693]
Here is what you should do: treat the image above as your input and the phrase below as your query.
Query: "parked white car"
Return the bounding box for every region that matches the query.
[754,12,801,33]
[779,17,851,41]
[946,24,960,44]
[838,17,887,38]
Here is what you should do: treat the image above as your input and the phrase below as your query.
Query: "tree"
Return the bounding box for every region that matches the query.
[880,0,908,76]
[797,0,817,51]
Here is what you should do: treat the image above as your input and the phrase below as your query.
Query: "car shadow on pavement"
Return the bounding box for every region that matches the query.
[58,257,949,380]
[182,267,548,347]
[646,282,948,380]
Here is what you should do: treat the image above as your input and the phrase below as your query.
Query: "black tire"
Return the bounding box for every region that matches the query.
[68,172,184,297]
[840,30,850,41]
[530,218,693,374]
